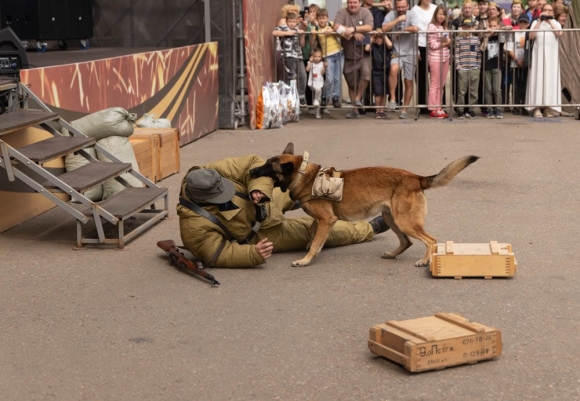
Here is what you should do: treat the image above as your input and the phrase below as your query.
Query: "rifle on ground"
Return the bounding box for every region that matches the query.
[157,240,220,286]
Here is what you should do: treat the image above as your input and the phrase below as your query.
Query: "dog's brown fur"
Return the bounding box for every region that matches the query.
[250,143,479,267]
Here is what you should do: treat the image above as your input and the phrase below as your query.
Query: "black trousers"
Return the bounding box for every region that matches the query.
[478,63,487,113]
[512,67,528,106]
[418,46,428,114]
[303,59,313,105]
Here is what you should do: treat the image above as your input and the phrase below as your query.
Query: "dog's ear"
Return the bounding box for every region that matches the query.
[281,162,294,175]
[283,142,294,155]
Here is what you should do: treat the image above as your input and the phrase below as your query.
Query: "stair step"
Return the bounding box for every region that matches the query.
[41,162,133,192]
[0,109,60,136]
[16,136,95,164]
[83,187,168,219]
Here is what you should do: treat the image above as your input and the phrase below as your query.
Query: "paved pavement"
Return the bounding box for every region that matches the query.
[1,110,580,400]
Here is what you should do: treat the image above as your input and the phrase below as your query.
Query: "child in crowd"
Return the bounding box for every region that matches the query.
[427,5,451,119]
[273,12,307,106]
[302,4,320,112]
[506,13,531,115]
[454,18,482,119]
[275,4,301,81]
[481,17,503,118]
[306,49,327,119]
[370,33,393,119]
[311,8,344,109]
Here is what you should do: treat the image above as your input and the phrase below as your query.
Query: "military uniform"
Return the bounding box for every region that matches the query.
[177,155,374,268]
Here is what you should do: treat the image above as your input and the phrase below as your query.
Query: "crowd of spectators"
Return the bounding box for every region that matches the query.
[273,0,573,120]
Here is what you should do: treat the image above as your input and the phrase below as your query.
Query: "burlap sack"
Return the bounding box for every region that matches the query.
[64,146,103,201]
[62,107,137,140]
[96,136,144,200]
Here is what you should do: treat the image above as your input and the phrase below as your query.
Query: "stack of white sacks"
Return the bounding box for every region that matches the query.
[63,107,142,201]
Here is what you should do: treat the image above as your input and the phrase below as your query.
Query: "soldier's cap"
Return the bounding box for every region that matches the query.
[185,169,236,204]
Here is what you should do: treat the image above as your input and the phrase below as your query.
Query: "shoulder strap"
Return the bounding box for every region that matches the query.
[179,196,235,241]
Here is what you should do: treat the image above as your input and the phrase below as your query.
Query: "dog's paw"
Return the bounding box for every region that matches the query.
[292,259,311,267]
[381,252,396,259]
[414,259,430,267]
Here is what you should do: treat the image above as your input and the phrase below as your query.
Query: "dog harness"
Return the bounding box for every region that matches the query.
[295,151,344,203]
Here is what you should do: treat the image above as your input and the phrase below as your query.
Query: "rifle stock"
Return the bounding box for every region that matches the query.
[157,240,220,286]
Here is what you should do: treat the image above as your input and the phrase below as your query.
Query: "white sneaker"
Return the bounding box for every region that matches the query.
[313,99,320,107]
[387,101,397,111]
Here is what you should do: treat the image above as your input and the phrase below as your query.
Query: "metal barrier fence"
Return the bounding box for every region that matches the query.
[274,27,580,119]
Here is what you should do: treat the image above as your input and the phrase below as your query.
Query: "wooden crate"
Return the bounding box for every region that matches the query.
[129,136,156,182]
[368,313,502,372]
[131,127,180,182]
[430,241,517,279]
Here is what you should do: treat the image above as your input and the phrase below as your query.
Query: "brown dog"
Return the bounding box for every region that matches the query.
[249,143,479,267]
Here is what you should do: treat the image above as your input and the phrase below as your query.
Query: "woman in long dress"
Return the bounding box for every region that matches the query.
[526,3,562,118]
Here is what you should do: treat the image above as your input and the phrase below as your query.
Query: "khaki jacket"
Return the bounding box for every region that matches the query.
[177,155,294,268]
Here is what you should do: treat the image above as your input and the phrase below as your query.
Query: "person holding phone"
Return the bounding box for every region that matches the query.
[526,3,562,118]
[427,5,451,118]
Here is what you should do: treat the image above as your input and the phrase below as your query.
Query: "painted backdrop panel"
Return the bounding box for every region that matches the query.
[243,0,288,129]
[20,43,219,145]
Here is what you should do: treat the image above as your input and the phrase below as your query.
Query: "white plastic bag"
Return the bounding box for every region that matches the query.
[266,82,283,129]
[280,80,299,123]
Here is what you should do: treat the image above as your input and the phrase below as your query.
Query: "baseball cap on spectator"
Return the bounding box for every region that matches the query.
[462,18,477,26]
[517,13,530,23]
[478,0,489,3]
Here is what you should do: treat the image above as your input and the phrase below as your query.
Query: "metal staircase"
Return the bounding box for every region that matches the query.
[0,82,169,248]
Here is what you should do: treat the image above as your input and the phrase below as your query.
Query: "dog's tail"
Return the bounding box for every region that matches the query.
[420,156,480,190]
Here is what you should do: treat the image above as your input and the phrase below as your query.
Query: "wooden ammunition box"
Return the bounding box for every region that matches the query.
[368,313,502,372]
[430,241,517,279]
[131,127,180,182]
[129,136,156,182]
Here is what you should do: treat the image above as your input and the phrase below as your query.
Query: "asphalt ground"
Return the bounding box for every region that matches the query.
[1,109,580,400]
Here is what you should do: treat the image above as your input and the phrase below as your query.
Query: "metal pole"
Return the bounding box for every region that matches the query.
[238,0,246,126]
[204,0,211,42]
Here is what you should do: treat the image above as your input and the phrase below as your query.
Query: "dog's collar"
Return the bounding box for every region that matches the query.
[299,151,309,174]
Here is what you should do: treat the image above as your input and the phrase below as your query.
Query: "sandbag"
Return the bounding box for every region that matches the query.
[136,113,172,129]
[96,136,144,200]
[63,107,137,140]
[64,147,103,201]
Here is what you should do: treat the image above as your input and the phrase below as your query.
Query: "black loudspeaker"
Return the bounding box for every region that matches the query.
[0,27,28,74]
[0,0,93,41]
